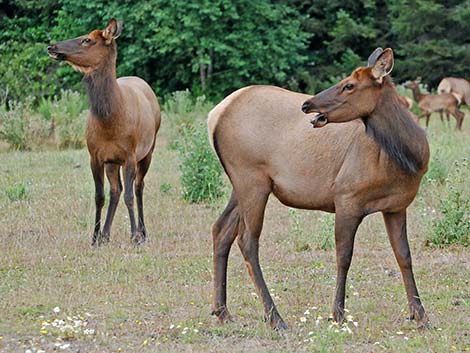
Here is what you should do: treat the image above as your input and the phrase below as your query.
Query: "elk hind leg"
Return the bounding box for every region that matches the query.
[91,159,105,246]
[212,191,240,324]
[236,184,286,330]
[101,163,122,243]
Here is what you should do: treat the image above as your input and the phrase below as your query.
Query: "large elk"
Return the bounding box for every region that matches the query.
[405,79,464,130]
[208,48,430,330]
[48,19,161,245]
[438,77,470,107]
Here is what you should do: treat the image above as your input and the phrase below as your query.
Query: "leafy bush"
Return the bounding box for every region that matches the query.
[175,123,224,203]
[0,98,50,150]
[427,186,470,247]
[49,90,87,149]
[162,90,213,148]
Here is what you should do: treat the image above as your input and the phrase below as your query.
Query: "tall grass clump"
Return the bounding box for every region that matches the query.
[162,90,213,147]
[175,122,225,203]
[0,98,49,150]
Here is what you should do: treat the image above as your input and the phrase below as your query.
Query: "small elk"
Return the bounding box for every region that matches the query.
[405,78,464,130]
[208,48,430,330]
[48,19,161,245]
[438,77,470,107]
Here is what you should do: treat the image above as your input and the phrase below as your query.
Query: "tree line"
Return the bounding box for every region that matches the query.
[1,0,469,103]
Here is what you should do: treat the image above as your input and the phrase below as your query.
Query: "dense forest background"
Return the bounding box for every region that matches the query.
[1,0,469,103]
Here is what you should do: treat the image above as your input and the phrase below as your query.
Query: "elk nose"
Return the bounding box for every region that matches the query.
[301,101,311,113]
[302,101,314,114]
[47,44,56,51]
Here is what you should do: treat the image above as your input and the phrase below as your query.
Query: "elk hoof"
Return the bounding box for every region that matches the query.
[92,231,109,246]
[212,306,233,324]
[271,319,288,331]
[132,231,146,245]
[269,311,288,330]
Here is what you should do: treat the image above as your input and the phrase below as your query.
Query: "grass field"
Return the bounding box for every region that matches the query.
[1,111,469,352]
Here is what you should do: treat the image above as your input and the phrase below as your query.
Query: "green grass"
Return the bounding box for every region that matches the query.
[0,113,469,352]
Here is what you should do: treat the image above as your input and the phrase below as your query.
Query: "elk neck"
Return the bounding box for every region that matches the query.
[82,47,123,120]
[362,77,428,176]
[409,84,424,102]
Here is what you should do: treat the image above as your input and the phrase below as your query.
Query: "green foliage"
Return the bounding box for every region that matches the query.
[0,91,86,150]
[0,98,50,150]
[175,123,225,203]
[5,181,30,202]
[289,209,311,252]
[1,0,468,102]
[160,183,172,194]
[316,214,335,250]
[162,90,213,147]
[428,186,470,247]
[389,0,470,87]
[49,90,87,149]
[289,210,335,251]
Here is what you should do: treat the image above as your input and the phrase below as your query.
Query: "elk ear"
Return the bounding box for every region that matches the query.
[371,48,394,83]
[367,47,383,67]
[102,18,122,45]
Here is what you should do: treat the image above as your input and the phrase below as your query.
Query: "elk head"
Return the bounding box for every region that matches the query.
[403,79,419,90]
[47,19,122,74]
[301,48,394,128]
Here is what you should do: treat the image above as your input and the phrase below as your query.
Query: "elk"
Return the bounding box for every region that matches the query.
[48,19,161,245]
[405,79,464,130]
[208,48,430,330]
[438,77,470,107]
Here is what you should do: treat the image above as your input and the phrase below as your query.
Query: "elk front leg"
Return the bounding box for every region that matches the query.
[123,158,139,243]
[383,210,430,328]
[332,212,362,324]
[90,158,104,246]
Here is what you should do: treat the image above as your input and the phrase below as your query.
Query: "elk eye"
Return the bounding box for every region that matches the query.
[81,38,92,45]
[344,83,354,91]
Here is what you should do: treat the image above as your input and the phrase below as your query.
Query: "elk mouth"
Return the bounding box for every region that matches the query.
[47,47,66,61]
[310,113,328,128]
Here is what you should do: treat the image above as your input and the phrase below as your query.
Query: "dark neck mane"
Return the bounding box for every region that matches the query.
[82,48,122,119]
[362,77,428,175]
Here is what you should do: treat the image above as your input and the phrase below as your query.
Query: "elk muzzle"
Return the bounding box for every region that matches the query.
[47,44,66,61]
[301,99,328,128]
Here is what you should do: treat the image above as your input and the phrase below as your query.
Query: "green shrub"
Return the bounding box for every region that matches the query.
[46,90,87,149]
[162,90,213,148]
[176,123,224,203]
[427,187,470,247]
[0,98,50,150]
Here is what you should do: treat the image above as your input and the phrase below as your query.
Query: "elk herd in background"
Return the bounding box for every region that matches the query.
[47,19,469,331]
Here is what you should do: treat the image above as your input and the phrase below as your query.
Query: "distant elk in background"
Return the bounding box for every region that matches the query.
[438,77,470,107]
[208,48,430,330]
[405,78,464,130]
[48,19,161,245]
